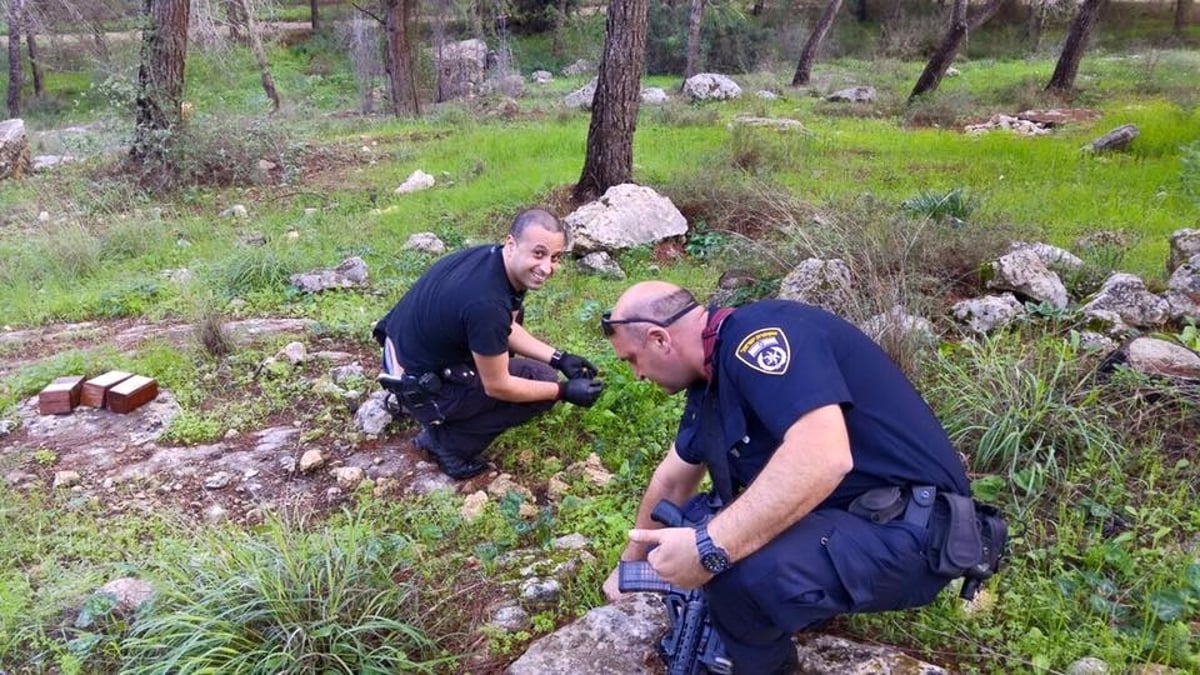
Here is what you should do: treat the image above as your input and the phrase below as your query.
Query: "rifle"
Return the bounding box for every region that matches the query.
[617,500,734,675]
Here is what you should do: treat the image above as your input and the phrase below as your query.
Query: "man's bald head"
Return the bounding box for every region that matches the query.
[610,282,698,343]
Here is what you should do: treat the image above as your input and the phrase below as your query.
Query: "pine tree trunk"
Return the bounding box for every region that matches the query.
[1176,0,1192,33]
[573,0,650,202]
[792,0,842,86]
[311,0,321,31]
[239,0,281,111]
[384,0,420,116]
[853,0,867,22]
[225,0,247,43]
[552,0,568,57]
[131,0,191,166]
[26,31,44,97]
[7,0,24,118]
[1046,0,1102,92]
[92,20,111,63]
[909,0,965,100]
[684,0,705,80]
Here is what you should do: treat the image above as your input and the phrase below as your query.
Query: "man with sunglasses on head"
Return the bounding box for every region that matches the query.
[372,209,605,480]
[601,280,973,673]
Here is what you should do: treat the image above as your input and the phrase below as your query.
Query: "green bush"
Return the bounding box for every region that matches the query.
[644,0,772,75]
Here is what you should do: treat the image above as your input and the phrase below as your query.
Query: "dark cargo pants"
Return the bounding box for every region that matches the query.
[704,507,951,673]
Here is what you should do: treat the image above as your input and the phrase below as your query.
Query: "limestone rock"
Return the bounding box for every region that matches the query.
[289,256,369,293]
[1085,124,1138,152]
[395,170,436,194]
[0,118,31,180]
[577,251,626,279]
[795,634,947,674]
[299,450,325,473]
[640,87,669,105]
[1122,337,1200,380]
[987,248,1069,308]
[403,232,446,255]
[436,39,489,100]
[777,258,853,316]
[683,73,742,101]
[1164,254,1200,322]
[95,578,155,615]
[564,78,598,110]
[506,593,664,674]
[827,86,876,103]
[952,294,1026,334]
[1167,228,1200,274]
[564,184,688,254]
[1082,273,1170,328]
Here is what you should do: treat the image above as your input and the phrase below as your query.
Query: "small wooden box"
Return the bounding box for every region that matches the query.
[106,375,158,414]
[38,376,85,415]
[80,371,133,408]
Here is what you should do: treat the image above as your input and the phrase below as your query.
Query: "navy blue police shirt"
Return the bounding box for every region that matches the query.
[675,300,970,508]
[374,245,524,375]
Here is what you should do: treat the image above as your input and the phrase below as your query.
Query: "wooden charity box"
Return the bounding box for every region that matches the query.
[80,370,133,408]
[105,375,158,414]
[37,376,85,415]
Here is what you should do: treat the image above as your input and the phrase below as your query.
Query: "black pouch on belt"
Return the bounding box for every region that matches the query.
[928,493,983,577]
[848,486,906,524]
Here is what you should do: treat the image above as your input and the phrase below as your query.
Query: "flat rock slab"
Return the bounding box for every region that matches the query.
[18,390,180,457]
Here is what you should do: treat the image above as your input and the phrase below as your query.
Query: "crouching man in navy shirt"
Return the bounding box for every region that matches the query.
[373,209,604,479]
[600,281,972,673]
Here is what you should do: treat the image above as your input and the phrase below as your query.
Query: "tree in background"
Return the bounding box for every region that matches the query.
[1046,0,1102,92]
[383,0,420,116]
[1176,0,1192,34]
[909,0,1004,100]
[6,0,24,118]
[684,0,705,79]
[130,0,191,168]
[574,0,649,201]
[792,0,842,86]
[311,0,319,29]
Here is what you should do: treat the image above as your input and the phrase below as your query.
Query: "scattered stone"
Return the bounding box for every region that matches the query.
[437,39,489,100]
[0,118,32,180]
[289,256,369,293]
[861,306,937,347]
[1164,255,1200,322]
[325,487,344,503]
[640,87,668,105]
[683,73,742,101]
[395,170,436,194]
[491,604,532,632]
[1122,337,1200,380]
[403,232,447,255]
[965,114,1050,136]
[161,268,194,284]
[1082,273,1170,328]
[564,183,688,254]
[777,258,854,316]
[1167,228,1200,274]
[204,471,233,490]
[507,593,664,674]
[330,363,365,385]
[203,503,228,523]
[561,59,594,77]
[729,115,807,132]
[1067,657,1110,675]
[567,454,613,487]
[299,450,325,473]
[279,341,307,365]
[946,67,961,77]
[755,89,779,100]
[220,204,249,219]
[1009,241,1084,272]
[354,391,394,436]
[31,155,77,172]
[461,490,489,521]
[1084,124,1138,153]
[795,634,947,674]
[577,251,626,279]
[564,78,598,110]
[1075,331,1117,353]
[488,473,537,504]
[279,456,297,474]
[331,466,365,489]
[53,470,82,488]
[520,577,561,605]
[95,578,155,615]
[952,294,1026,334]
[826,86,876,103]
[531,70,553,84]
[987,248,1069,309]
[1016,108,1099,127]
[553,533,589,551]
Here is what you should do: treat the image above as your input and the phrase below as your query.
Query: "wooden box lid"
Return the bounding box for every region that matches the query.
[106,375,158,414]
[38,376,85,415]
[80,370,133,407]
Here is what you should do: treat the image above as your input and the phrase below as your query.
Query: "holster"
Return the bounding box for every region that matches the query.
[926,493,1009,600]
[378,372,446,425]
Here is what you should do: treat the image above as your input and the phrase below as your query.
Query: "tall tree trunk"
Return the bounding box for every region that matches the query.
[224,0,247,43]
[238,0,281,111]
[751,0,764,17]
[131,0,191,167]
[684,0,705,79]
[1046,0,1102,93]
[908,0,1003,100]
[552,0,568,57]
[1176,0,1192,33]
[7,0,25,118]
[853,0,867,22]
[1023,1,1045,51]
[26,31,44,97]
[573,0,649,202]
[792,0,842,86]
[383,0,420,116]
[311,0,321,30]
[91,20,111,63]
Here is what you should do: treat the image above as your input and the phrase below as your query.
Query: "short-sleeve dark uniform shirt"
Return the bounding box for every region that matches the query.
[675,300,969,507]
[374,245,524,374]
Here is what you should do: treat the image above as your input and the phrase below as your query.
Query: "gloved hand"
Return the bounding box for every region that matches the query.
[559,378,605,407]
[550,350,598,379]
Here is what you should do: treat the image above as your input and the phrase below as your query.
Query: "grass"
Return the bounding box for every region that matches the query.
[1,7,1199,673]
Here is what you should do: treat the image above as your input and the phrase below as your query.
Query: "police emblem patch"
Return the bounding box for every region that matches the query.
[734,328,791,375]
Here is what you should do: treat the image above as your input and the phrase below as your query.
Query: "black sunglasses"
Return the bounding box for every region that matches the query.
[601,301,699,337]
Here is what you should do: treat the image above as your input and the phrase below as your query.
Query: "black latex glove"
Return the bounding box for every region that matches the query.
[550,350,599,379]
[559,378,605,407]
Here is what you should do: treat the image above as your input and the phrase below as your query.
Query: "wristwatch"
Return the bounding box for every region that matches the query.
[695,525,732,574]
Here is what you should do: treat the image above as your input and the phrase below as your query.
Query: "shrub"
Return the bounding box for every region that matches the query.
[901,187,977,222]
[208,246,296,297]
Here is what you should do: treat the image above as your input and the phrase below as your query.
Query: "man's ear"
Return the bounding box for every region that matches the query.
[648,327,670,350]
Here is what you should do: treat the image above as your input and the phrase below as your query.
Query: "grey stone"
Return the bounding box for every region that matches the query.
[53,470,82,488]
[31,154,77,172]
[1124,337,1200,380]
[96,578,155,614]
[1009,241,1084,272]
[395,170,436,194]
[403,232,446,255]
[204,471,233,490]
[520,577,561,604]
[778,258,853,316]
[1085,124,1138,152]
[1164,254,1200,322]
[332,466,366,489]
[577,251,626,279]
[987,248,1069,309]
[0,118,31,180]
[220,204,249,219]
[640,87,669,105]
[354,391,394,436]
[491,604,532,632]
[280,341,307,365]
[564,184,688,254]
[436,39,489,100]
[330,363,365,385]
[729,115,807,132]
[289,256,369,293]
[299,450,325,473]
[683,73,742,101]
[1067,657,1110,675]
[861,306,937,347]
[1168,229,1200,274]
[506,593,663,674]
[952,294,1026,334]
[1082,273,1170,328]
[531,70,553,84]
[827,86,876,103]
[564,78,598,110]
[795,634,946,674]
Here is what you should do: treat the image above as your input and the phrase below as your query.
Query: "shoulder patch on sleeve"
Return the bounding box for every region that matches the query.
[734,327,791,375]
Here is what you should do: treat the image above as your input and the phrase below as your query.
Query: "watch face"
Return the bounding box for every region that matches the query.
[701,552,730,573]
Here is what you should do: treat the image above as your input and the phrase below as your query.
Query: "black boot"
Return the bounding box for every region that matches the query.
[414,429,487,480]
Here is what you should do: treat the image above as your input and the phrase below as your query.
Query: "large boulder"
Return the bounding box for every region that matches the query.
[437,39,489,100]
[564,78,598,110]
[0,118,31,181]
[795,634,947,674]
[1168,228,1200,274]
[683,73,742,101]
[564,184,688,253]
[1082,273,1170,329]
[1120,337,1200,381]
[506,593,663,674]
[1164,254,1200,322]
[986,248,1069,309]
[826,86,876,103]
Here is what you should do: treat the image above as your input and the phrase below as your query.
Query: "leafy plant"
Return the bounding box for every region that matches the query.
[901,187,976,223]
